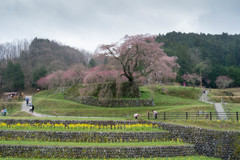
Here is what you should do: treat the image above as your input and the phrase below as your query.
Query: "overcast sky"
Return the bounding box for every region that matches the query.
[1,0,240,52]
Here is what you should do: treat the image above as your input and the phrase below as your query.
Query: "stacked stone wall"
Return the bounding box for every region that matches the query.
[158,122,240,160]
[0,145,195,158]
[70,96,154,107]
[0,130,169,142]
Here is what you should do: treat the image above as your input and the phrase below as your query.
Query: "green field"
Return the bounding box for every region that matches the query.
[164,119,240,131]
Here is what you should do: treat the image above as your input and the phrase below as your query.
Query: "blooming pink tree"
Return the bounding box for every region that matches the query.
[215,76,233,89]
[37,73,56,89]
[182,73,201,89]
[37,65,86,89]
[96,34,179,84]
[83,65,127,84]
[36,77,50,89]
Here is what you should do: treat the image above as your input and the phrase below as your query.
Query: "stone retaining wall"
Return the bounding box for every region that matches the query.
[71,96,154,107]
[158,122,240,160]
[0,130,169,142]
[0,119,239,159]
[0,145,195,158]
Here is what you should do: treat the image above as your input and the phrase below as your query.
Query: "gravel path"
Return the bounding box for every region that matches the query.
[21,96,110,118]
[21,96,54,117]
[199,91,228,120]
[214,103,228,120]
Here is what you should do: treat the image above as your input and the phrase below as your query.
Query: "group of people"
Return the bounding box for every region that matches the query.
[134,110,158,119]
[1,108,7,116]
[25,97,35,113]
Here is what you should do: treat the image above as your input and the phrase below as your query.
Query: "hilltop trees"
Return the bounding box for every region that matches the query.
[19,38,90,88]
[2,61,25,91]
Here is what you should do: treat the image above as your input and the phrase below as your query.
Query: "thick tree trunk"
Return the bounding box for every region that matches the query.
[121,81,140,98]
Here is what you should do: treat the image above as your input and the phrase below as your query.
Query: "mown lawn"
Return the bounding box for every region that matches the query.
[225,103,240,113]
[164,119,240,131]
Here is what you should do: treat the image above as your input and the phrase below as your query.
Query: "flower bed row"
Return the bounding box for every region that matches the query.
[0,122,162,132]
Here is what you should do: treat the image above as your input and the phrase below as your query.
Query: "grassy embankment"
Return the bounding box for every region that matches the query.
[32,85,213,118]
[0,101,22,116]
[208,88,240,112]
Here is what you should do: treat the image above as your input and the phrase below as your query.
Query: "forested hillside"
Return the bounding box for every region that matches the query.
[0,38,90,92]
[156,32,240,87]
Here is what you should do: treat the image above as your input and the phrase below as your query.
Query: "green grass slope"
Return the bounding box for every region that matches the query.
[32,85,213,118]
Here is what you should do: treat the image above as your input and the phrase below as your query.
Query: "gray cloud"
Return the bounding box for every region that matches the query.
[0,0,239,52]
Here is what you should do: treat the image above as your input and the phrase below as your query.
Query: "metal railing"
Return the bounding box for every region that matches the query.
[145,111,239,121]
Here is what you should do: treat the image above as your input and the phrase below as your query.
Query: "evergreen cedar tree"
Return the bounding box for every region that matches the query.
[2,61,25,91]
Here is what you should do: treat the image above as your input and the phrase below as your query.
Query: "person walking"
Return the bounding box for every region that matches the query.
[26,97,29,106]
[31,105,35,113]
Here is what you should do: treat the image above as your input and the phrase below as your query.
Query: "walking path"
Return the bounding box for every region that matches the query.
[21,96,54,117]
[199,91,228,120]
[21,96,110,118]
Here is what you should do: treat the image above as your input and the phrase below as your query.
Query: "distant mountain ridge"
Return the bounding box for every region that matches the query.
[20,38,89,72]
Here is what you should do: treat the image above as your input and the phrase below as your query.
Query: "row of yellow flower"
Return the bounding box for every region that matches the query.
[0,123,160,130]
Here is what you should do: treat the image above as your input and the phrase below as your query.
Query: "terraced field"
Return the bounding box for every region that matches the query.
[0,119,199,159]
